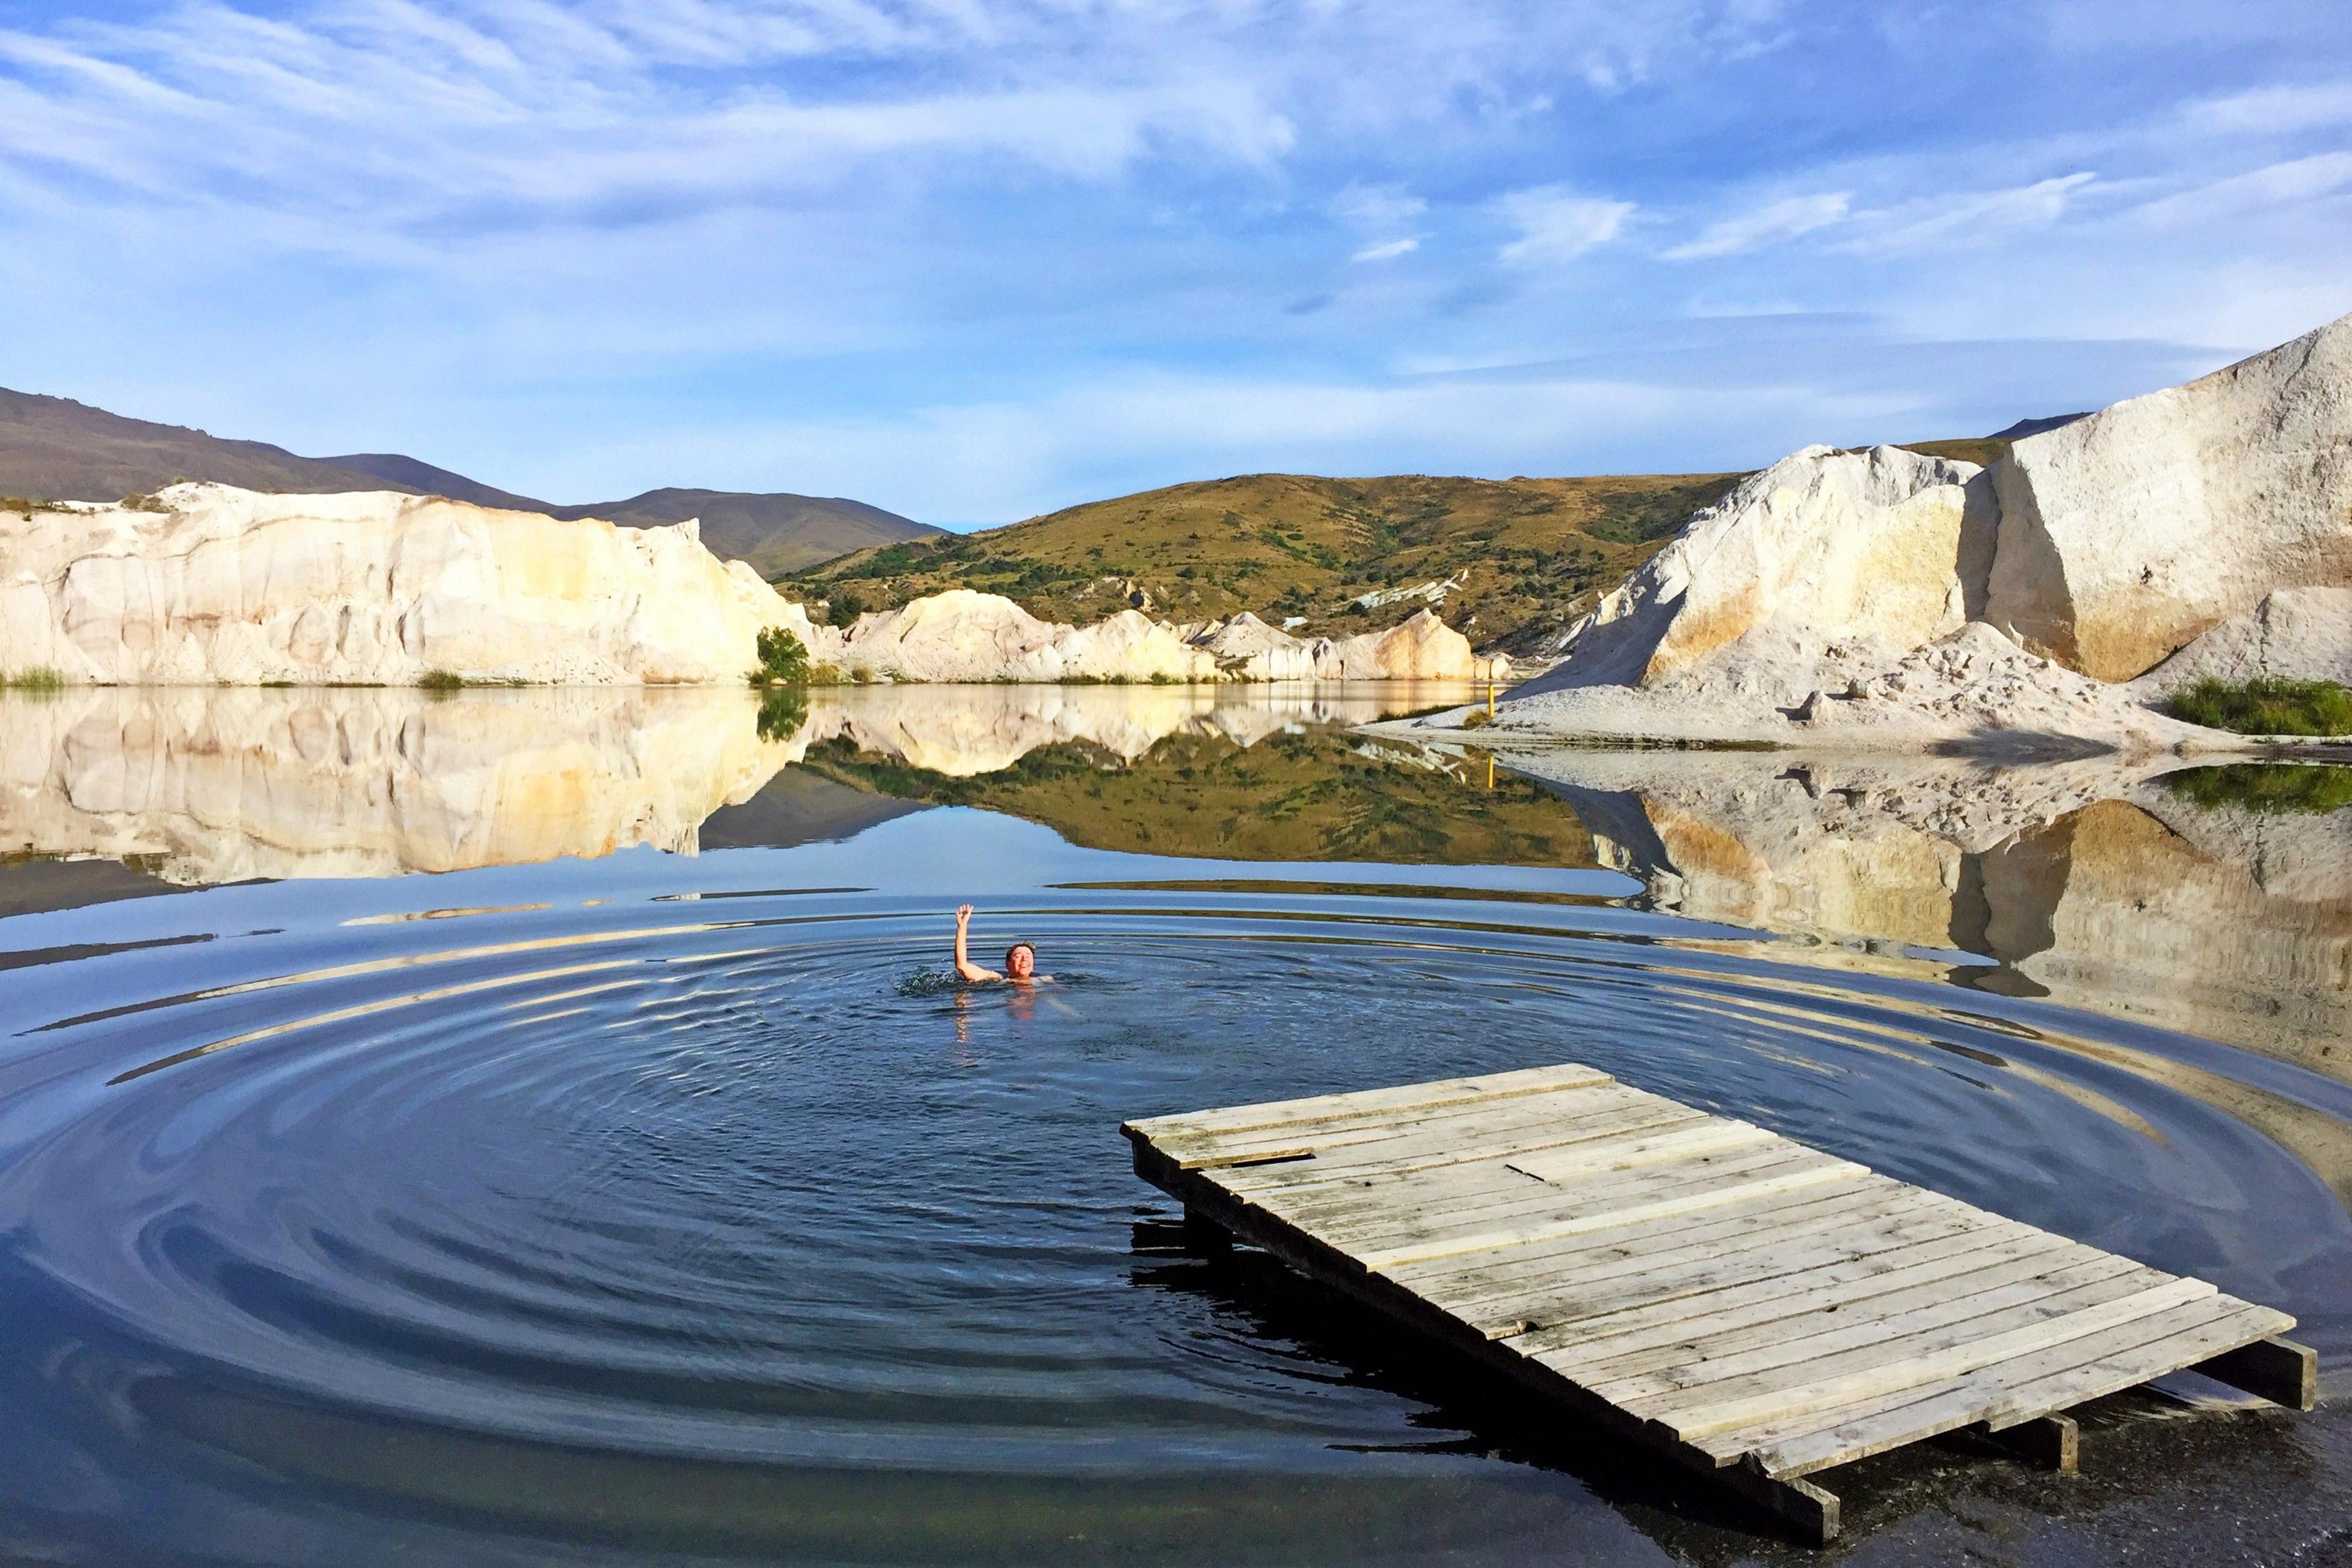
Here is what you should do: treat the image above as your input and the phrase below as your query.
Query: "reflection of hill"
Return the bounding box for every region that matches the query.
[0,687,800,886]
[801,729,1599,867]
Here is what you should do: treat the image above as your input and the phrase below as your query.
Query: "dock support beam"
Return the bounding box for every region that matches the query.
[1983,1413,2079,1474]
[2193,1337,2316,1409]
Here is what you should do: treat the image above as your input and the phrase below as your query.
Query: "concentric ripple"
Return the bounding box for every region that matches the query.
[0,807,2346,1566]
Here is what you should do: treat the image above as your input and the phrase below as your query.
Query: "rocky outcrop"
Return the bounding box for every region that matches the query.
[1189,612,1321,679]
[1525,445,1988,692]
[816,592,1215,682]
[2126,587,2352,695]
[1181,607,1492,680]
[0,484,813,685]
[1988,313,2352,680]
[1313,608,1496,680]
[1476,311,2352,751]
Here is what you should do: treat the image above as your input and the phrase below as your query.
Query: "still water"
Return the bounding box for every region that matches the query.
[0,684,2345,1565]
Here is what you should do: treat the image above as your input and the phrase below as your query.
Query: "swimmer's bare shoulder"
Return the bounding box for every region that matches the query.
[953,903,1053,984]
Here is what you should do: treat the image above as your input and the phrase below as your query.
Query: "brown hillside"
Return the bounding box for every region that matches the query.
[783,470,1741,654]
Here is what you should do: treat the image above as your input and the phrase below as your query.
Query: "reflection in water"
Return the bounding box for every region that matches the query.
[1483,747,2352,1080]
[0,689,2347,1564]
[0,683,1496,890]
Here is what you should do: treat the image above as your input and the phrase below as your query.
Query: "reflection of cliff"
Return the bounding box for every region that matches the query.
[1509,749,2352,1077]
[793,685,1597,865]
[0,682,1510,888]
[0,687,802,885]
[1504,748,2352,1206]
[794,681,1488,777]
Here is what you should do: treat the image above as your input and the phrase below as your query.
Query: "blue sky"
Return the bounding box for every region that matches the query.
[2,1,2348,526]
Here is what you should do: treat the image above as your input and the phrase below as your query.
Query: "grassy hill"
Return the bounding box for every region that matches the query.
[0,388,939,576]
[782,470,1742,654]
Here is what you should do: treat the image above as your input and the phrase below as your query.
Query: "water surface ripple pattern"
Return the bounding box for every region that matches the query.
[0,807,2345,1564]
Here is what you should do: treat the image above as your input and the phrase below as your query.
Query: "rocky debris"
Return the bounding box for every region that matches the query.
[2127,587,2352,695]
[1523,445,1986,693]
[1988,311,2352,680]
[817,590,1215,683]
[1419,620,2217,755]
[0,483,813,685]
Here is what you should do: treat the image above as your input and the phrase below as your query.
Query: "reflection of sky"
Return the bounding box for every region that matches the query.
[2,1,2346,521]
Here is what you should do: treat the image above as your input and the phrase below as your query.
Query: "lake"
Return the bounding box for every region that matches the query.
[0,683,2345,1564]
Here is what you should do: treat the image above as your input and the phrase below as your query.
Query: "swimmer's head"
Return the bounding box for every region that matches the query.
[1004,942,1036,979]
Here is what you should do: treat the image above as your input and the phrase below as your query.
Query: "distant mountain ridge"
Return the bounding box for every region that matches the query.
[0,388,939,575]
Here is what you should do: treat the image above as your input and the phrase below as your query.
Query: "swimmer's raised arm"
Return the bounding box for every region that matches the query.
[953,904,1002,984]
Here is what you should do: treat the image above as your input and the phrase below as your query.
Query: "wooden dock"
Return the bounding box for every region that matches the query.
[1122,1064,2313,1542]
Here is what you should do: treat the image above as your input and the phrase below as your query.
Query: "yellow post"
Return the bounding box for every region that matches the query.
[1485,754,1494,791]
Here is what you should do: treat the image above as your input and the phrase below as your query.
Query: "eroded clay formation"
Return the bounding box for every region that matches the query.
[1474,310,2352,750]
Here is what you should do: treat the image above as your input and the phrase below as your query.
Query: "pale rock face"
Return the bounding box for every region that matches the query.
[1313,608,1489,680]
[2127,587,2352,695]
[828,590,1216,683]
[1188,612,1320,680]
[1518,446,1986,695]
[0,484,813,685]
[1988,312,2352,680]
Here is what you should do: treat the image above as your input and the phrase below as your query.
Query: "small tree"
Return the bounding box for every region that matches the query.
[749,626,810,687]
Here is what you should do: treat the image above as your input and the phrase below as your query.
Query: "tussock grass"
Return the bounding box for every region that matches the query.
[0,666,67,692]
[418,669,466,692]
[2163,677,2352,736]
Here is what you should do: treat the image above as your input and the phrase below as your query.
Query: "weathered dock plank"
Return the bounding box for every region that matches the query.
[1122,1065,2309,1542]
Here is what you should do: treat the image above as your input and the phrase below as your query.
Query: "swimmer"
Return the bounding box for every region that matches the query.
[953,903,1051,984]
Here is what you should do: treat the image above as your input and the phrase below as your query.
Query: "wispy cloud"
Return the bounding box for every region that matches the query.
[1496,186,1635,265]
[1664,191,1850,259]
[1839,173,2098,256]
[1,2,2348,521]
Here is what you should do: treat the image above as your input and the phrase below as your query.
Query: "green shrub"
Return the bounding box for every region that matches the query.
[2161,763,2352,815]
[418,669,466,692]
[747,626,811,686]
[1,666,66,692]
[827,590,866,623]
[2163,677,2352,736]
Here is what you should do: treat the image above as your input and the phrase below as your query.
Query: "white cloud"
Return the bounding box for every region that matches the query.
[2124,151,2352,227]
[1352,236,1420,262]
[1664,190,1849,259]
[2177,80,2352,137]
[1495,186,1635,265]
[1841,173,2097,256]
